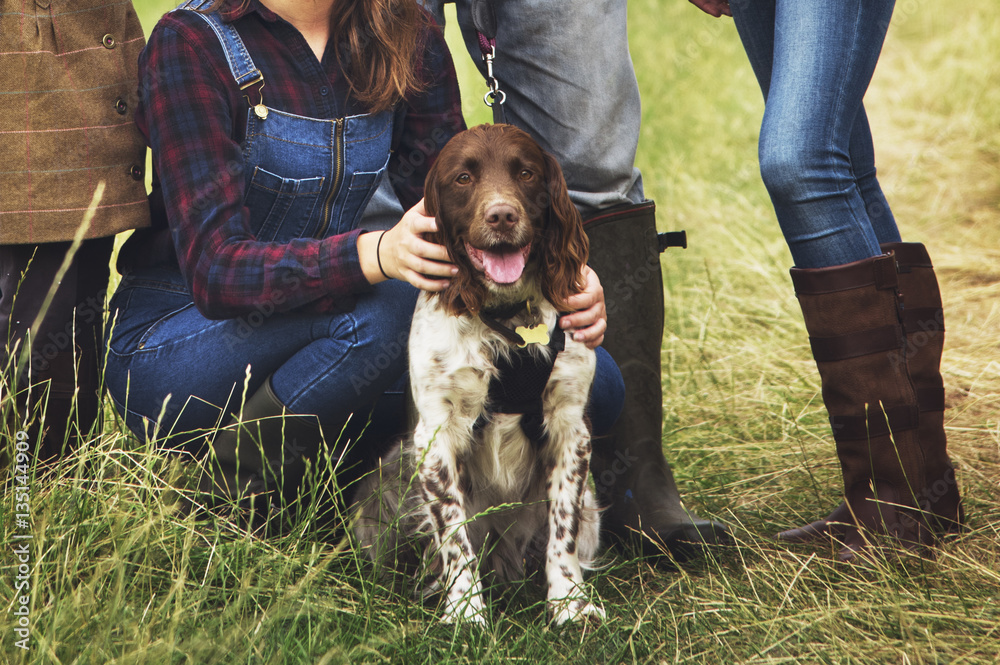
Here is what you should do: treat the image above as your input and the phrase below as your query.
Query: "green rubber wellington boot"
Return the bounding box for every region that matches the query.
[584,201,731,562]
[196,376,341,535]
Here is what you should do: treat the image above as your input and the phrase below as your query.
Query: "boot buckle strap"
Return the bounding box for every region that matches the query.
[830,404,921,442]
[873,254,899,290]
[809,325,903,362]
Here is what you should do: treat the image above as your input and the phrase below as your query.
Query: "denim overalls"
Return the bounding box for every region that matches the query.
[104,5,417,450]
[192,1,394,242]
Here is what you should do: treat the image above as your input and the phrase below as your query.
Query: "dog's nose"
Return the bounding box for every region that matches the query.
[485,203,519,229]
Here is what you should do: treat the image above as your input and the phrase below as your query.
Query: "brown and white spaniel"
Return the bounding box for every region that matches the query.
[354,124,604,625]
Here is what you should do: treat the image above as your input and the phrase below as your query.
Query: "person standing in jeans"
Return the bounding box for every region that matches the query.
[0,0,150,460]
[690,0,963,560]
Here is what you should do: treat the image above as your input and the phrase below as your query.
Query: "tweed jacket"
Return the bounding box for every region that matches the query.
[0,0,150,244]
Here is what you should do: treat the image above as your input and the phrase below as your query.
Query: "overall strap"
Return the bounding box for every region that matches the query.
[177,0,267,115]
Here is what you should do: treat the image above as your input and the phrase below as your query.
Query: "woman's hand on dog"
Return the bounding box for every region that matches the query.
[559,265,607,350]
[358,199,458,291]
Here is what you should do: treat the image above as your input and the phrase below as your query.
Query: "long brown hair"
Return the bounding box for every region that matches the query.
[201,0,427,112]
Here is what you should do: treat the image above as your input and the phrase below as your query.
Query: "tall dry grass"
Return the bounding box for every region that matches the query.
[0,1,997,663]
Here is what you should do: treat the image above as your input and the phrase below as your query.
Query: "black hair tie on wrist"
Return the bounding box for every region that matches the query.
[376,231,391,280]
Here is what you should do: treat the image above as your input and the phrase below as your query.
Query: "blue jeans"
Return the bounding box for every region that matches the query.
[105,267,624,451]
[105,267,417,449]
[731,0,902,269]
[424,0,644,216]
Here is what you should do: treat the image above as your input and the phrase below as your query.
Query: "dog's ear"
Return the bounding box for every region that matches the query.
[539,150,589,311]
[422,156,443,243]
[422,150,487,316]
[422,154,458,268]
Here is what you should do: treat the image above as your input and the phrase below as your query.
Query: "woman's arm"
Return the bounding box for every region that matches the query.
[357,199,457,290]
[689,0,732,18]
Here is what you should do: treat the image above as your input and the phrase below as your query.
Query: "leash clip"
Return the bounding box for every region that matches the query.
[483,45,506,108]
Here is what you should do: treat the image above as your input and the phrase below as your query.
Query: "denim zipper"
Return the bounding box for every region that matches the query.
[316,117,345,238]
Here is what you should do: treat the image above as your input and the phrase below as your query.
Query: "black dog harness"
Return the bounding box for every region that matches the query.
[476,303,566,446]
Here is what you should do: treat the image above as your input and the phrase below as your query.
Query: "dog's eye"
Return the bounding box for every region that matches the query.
[456,173,472,185]
[519,169,534,182]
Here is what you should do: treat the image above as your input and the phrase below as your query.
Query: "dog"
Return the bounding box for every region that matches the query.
[353,124,604,625]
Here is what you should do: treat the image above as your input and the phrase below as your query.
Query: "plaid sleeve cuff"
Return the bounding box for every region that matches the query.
[318,228,374,298]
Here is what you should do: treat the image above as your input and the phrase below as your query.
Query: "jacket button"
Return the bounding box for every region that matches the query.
[103,34,116,49]
[129,165,144,181]
[115,98,128,115]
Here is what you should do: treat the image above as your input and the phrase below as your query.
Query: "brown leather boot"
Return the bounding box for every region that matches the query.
[585,201,730,562]
[778,244,964,543]
[7,345,102,463]
[782,253,933,561]
[34,348,100,460]
[883,242,964,534]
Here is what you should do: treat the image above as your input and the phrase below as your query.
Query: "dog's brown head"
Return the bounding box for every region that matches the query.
[424,124,589,316]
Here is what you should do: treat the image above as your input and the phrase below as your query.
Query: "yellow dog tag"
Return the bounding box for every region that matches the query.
[515,323,549,347]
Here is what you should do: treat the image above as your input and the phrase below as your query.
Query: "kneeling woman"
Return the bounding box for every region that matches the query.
[106,0,623,527]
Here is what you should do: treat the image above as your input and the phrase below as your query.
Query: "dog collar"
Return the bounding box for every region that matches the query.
[479,299,532,346]
[480,299,529,320]
[479,300,559,348]
[479,311,528,345]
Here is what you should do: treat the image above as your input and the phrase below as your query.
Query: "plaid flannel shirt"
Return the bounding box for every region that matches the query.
[123,0,464,318]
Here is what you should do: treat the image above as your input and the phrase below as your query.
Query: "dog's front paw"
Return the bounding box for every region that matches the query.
[441,594,488,626]
[548,596,606,626]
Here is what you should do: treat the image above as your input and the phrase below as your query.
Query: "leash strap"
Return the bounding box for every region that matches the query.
[470,0,507,124]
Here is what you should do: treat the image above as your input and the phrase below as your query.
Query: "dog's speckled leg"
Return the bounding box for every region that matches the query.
[413,418,488,625]
[542,343,605,625]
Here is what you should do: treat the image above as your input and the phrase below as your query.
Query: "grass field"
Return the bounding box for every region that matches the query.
[2,1,998,663]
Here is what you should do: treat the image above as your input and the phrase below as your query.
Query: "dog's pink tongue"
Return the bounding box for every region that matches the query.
[481,248,526,284]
